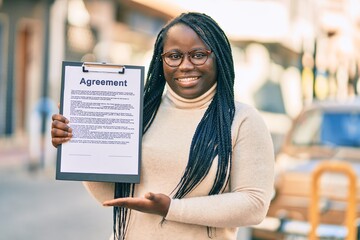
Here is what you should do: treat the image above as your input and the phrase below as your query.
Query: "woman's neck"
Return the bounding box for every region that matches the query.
[164,83,217,109]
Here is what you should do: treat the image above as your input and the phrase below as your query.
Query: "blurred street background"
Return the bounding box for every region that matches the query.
[0,164,112,239]
[1,0,360,239]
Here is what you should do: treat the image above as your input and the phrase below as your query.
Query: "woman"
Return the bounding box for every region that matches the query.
[51,12,274,240]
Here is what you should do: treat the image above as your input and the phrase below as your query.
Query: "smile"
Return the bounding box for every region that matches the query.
[176,76,199,82]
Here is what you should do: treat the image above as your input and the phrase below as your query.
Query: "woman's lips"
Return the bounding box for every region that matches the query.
[175,76,199,83]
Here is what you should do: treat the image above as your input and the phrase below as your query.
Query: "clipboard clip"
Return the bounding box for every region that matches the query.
[82,62,125,74]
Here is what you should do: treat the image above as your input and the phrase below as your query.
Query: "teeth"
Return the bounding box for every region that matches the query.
[177,77,198,82]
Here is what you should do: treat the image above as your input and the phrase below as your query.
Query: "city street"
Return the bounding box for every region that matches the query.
[0,167,112,240]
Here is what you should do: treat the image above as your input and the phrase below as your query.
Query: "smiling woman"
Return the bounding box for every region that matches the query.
[51,12,275,240]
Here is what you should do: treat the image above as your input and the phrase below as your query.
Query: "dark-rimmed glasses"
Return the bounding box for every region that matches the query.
[161,49,212,67]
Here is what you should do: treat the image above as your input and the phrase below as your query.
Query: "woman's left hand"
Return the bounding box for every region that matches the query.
[103,192,171,217]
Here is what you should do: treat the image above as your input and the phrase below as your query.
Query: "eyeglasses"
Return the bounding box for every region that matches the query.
[161,49,212,67]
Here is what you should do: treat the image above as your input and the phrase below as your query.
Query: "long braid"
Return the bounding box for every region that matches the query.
[143,29,167,132]
[113,12,235,239]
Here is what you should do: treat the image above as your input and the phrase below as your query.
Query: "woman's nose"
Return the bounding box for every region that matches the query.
[178,55,195,70]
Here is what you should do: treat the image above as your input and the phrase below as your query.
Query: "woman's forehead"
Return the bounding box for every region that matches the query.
[163,24,207,49]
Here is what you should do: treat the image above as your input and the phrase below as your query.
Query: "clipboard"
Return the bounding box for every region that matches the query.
[56,61,144,183]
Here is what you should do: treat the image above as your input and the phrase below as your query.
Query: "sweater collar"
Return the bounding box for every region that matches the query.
[164,83,217,109]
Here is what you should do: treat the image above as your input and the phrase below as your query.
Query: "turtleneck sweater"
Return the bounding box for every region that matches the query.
[83,83,274,240]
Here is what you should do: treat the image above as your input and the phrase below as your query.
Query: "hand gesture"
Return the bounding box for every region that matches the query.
[103,192,171,217]
[51,114,72,148]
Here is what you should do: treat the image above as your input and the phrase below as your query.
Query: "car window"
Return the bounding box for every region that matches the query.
[291,110,360,147]
[321,112,360,147]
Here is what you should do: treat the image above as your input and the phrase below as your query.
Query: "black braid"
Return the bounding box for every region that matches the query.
[142,29,167,133]
[114,12,235,239]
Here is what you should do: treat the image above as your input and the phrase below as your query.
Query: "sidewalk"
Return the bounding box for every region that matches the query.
[0,134,58,172]
[0,138,30,170]
[0,158,112,240]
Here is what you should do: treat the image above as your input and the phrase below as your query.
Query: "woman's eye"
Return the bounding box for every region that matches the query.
[192,52,206,59]
[168,53,182,60]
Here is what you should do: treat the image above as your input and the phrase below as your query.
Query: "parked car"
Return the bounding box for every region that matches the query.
[252,98,360,239]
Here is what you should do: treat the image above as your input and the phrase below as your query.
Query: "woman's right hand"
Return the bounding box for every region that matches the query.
[51,114,72,148]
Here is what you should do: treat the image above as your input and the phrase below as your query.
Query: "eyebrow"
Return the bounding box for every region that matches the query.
[163,47,209,53]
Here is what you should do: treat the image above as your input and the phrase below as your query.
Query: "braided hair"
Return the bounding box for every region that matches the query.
[114,12,235,239]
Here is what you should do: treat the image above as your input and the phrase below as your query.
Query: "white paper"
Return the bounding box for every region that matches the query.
[58,63,143,179]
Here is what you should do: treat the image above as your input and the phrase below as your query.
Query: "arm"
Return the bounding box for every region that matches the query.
[165,106,275,228]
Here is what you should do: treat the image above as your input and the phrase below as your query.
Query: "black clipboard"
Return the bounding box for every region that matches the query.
[56,61,144,183]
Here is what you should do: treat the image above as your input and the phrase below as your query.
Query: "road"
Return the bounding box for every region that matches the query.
[0,168,112,240]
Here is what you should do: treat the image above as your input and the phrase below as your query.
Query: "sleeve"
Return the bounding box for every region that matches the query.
[83,181,115,204]
[164,106,275,228]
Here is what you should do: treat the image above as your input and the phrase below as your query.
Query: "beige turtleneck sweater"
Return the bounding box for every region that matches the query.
[83,83,274,240]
